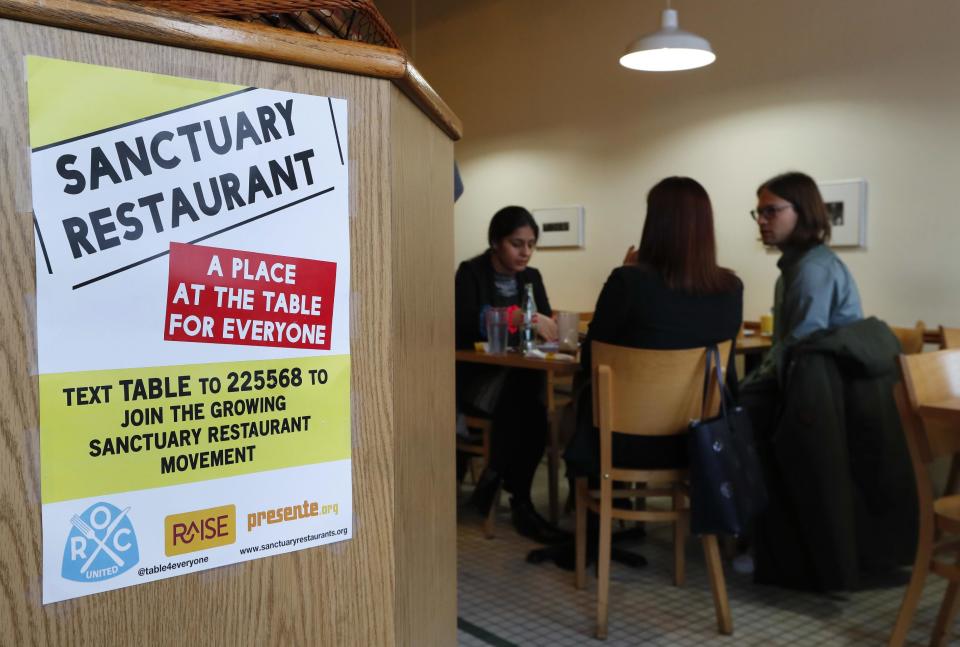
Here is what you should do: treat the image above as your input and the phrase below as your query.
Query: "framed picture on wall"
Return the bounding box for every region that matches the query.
[532,205,585,248]
[818,179,867,248]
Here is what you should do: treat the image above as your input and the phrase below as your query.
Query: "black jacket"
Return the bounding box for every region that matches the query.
[753,317,918,591]
[454,251,551,350]
[454,251,551,406]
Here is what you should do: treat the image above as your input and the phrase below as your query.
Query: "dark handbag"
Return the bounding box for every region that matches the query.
[687,345,768,536]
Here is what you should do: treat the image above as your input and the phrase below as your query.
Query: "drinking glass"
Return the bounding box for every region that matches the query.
[760,312,774,336]
[485,307,510,354]
[556,311,580,352]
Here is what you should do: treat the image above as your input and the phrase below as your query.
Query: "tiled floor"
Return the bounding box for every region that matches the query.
[456,478,950,646]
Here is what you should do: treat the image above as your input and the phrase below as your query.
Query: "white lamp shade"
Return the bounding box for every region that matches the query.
[620,8,715,72]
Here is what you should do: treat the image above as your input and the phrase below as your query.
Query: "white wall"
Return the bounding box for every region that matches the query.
[382,0,960,325]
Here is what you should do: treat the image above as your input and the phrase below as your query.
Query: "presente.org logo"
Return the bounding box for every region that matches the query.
[61,502,139,583]
[164,505,236,556]
[248,500,336,532]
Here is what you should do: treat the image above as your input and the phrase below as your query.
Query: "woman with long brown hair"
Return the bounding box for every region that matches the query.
[582,176,742,384]
[549,176,743,570]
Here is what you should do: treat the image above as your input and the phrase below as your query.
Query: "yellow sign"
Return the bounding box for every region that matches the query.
[40,355,350,503]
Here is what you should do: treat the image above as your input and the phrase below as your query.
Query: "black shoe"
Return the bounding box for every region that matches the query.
[469,468,501,515]
[526,543,647,571]
[525,542,582,570]
[510,498,571,545]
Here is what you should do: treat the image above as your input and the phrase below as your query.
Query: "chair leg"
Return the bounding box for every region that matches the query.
[596,482,612,640]
[575,478,588,590]
[673,485,686,587]
[482,485,500,539]
[888,543,934,646]
[548,414,560,524]
[946,454,960,497]
[931,580,960,647]
[720,535,737,560]
[702,535,733,635]
[469,456,481,484]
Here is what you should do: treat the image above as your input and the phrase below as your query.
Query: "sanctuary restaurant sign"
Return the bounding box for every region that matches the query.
[27,57,352,603]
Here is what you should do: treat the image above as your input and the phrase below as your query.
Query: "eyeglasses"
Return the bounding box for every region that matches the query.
[750,204,792,222]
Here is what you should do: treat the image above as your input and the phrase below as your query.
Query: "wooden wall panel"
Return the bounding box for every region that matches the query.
[0,16,453,646]
[389,85,457,646]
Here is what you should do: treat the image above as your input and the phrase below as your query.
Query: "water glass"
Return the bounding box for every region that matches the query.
[485,307,510,354]
[556,311,580,352]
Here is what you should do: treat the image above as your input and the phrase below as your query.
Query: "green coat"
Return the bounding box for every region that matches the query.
[753,317,918,591]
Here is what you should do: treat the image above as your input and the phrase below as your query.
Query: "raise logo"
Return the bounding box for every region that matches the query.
[61,502,139,582]
[165,505,236,556]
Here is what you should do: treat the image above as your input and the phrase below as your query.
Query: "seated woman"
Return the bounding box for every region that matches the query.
[455,206,563,544]
[740,173,915,591]
[571,176,743,473]
[553,177,742,568]
[742,170,863,392]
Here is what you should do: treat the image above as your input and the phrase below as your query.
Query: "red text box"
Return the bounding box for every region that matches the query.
[164,242,336,350]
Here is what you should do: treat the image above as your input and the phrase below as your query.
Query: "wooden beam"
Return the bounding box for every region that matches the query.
[0,0,462,140]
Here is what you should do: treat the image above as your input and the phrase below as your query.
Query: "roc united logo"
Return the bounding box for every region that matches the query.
[61,502,139,583]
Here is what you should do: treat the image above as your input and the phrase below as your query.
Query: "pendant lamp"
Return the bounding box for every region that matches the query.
[619,4,715,72]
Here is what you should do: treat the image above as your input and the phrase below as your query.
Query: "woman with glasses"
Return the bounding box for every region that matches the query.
[741,172,879,590]
[743,171,862,387]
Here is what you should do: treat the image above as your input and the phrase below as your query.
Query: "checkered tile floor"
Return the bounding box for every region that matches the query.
[456,475,950,646]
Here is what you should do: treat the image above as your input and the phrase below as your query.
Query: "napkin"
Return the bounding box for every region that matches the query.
[523,349,576,362]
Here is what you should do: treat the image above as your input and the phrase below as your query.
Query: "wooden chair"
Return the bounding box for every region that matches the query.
[889,349,960,647]
[940,326,960,350]
[939,327,960,495]
[891,320,927,355]
[457,416,499,538]
[575,341,733,640]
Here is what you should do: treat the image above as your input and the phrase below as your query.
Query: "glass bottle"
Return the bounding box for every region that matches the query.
[521,283,537,352]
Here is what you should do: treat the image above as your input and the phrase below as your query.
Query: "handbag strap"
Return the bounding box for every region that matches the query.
[699,344,730,421]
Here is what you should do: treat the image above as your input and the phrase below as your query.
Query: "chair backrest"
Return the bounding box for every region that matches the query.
[940,326,960,350]
[591,341,731,438]
[890,320,926,355]
[897,348,960,462]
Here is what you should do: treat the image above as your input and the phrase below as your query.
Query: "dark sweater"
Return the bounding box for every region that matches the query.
[581,264,743,374]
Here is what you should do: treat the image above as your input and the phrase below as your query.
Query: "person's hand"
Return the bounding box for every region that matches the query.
[623,245,639,266]
[535,313,558,341]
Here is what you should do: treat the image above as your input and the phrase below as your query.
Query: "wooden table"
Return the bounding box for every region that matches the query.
[737,334,773,354]
[736,334,772,376]
[456,349,578,524]
[915,398,960,497]
[919,397,960,421]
